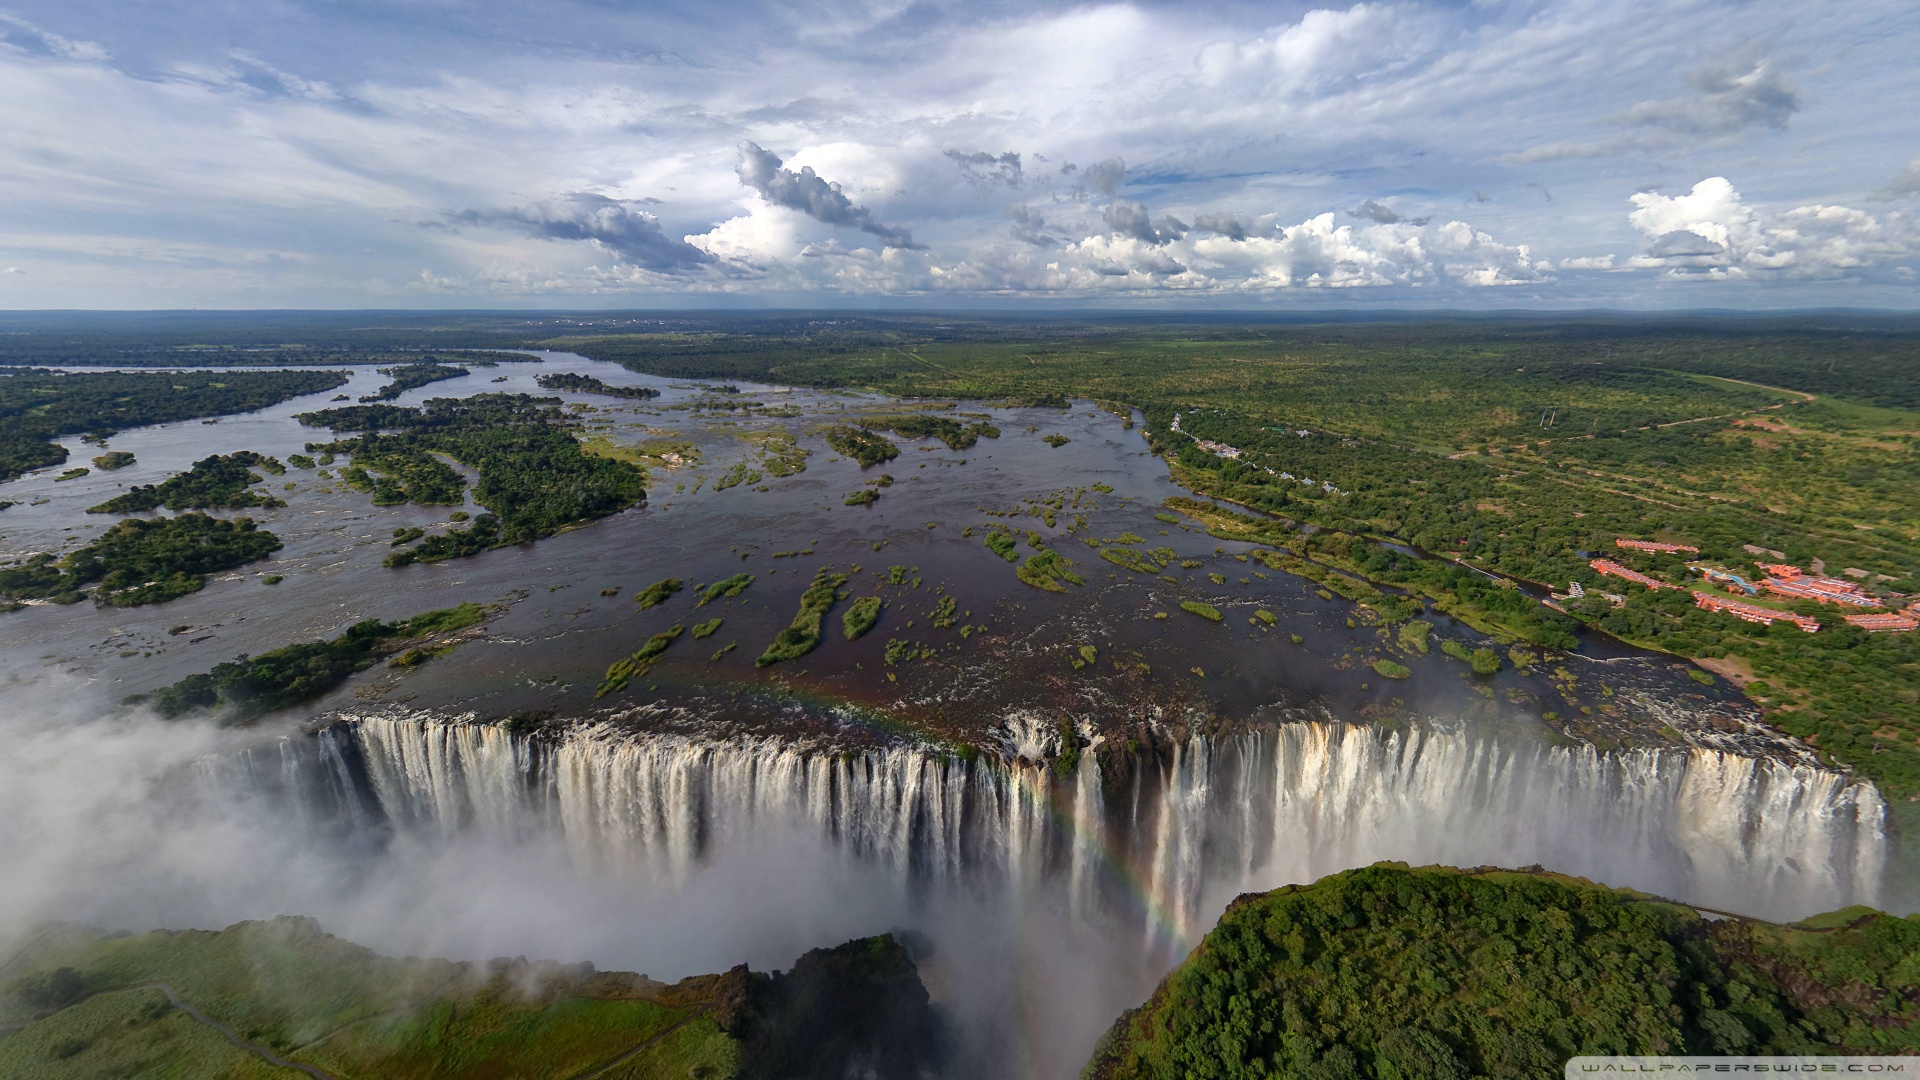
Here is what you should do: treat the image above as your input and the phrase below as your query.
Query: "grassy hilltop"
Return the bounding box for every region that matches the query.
[1086,863,1920,1080]
[0,918,938,1080]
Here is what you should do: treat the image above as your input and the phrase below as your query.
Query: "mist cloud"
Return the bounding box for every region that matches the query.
[1083,158,1126,197]
[735,142,921,249]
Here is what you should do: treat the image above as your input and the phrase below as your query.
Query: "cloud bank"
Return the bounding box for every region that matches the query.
[0,0,1912,306]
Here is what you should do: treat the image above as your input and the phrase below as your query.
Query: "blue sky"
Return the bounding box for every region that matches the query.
[0,0,1916,309]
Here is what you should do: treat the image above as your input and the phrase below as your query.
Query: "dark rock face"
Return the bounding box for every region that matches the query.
[727,934,944,1080]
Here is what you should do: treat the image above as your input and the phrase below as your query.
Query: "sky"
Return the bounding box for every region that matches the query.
[0,0,1916,310]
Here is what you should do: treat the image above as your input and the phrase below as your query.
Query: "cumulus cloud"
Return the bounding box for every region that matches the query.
[1616,58,1799,135]
[1349,200,1429,226]
[946,150,1022,189]
[734,141,920,249]
[1192,213,1253,242]
[1102,199,1187,245]
[1006,204,1058,247]
[1034,210,1546,292]
[453,194,713,273]
[1626,177,1918,277]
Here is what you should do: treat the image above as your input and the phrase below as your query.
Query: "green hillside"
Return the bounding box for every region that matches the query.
[0,917,937,1080]
[1085,864,1920,1080]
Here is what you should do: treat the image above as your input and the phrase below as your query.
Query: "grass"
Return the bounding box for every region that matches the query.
[634,578,682,610]
[1179,600,1223,622]
[699,573,753,604]
[596,624,684,696]
[757,567,849,666]
[1016,548,1085,593]
[0,917,929,1080]
[1371,658,1412,679]
[843,596,882,639]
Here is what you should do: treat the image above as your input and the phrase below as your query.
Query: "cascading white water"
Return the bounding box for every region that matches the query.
[258,713,1887,939]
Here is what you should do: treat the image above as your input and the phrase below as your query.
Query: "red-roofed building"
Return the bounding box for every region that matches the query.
[1694,591,1821,632]
[1761,576,1884,608]
[1591,558,1672,590]
[1757,562,1804,579]
[1845,612,1918,633]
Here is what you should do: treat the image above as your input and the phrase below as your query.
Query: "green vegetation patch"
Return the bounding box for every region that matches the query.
[843,596,883,640]
[1254,609,1277,625]
[983,531,1019,562]
[534,371,661,399]
[0,368,348,484]
[1372,658,1413,679]
[0,916,935,1080]
[130,603,488,720]
[1042,434,1070,448]
[844,488,878,506]
[1399,620,1433,654]
[699,573,754,604]
[1179,600,1223,622]
[691,618,723,639]
[1016,548,1085,593]
[0,514,282,608]
[90,450,134,470]
[88,452,287,513]
[597,623,685,696]
[1085,863,1920,1080]
[634,578,683,609]
[757,566,850,667]
[822,424,899,467]
[1100,547,1162,574]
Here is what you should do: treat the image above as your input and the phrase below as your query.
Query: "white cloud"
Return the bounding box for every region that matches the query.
[0,1,1912,305]
[0,12,107,63]
[1626,177,1919,278]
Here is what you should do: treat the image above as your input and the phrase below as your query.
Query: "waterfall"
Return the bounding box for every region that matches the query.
[236,713,1888,935]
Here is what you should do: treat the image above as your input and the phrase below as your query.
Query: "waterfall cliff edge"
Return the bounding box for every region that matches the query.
[226,712,1888,933]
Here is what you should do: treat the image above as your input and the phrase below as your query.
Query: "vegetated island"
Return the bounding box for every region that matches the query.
[1086,862,1920,1080]
[87,452,286,513]
[758,567,849,666]
[548,319,1920,825]
[0,917,941,1080]
[535,371,662,399]
[0,368,348,482]
[0,514,282,609]
[129,602,492,720]
[298,393,646,564]
[821,424,898,467]
[358,360,468,402]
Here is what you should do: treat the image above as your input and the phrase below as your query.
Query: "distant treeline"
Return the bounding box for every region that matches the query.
[0,368,347,483]
[534,371,660,399]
